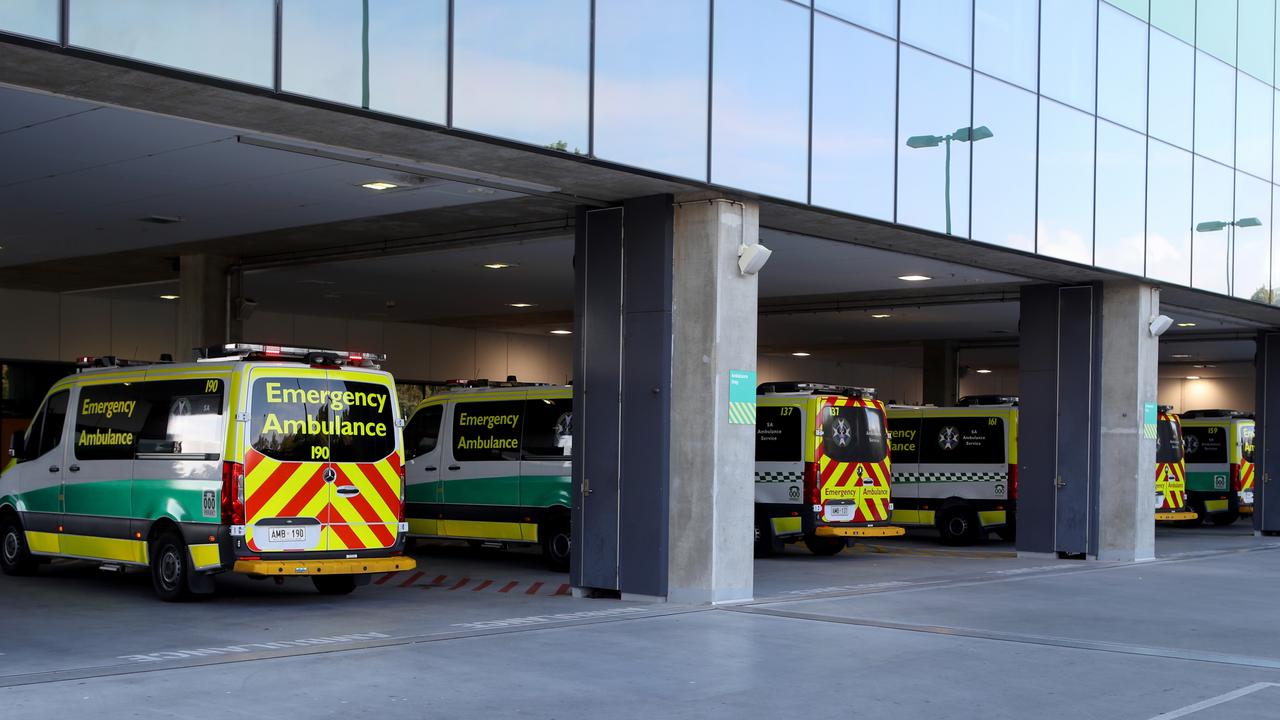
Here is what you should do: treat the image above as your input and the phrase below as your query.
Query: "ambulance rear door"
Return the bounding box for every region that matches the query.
[885,407,922,522]
[814,397,891,524]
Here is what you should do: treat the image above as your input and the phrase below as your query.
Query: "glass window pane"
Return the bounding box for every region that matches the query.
[282,0,447,123]
[1194,53,1235,166]
[1234,173,1271,301]
[69,0,275,87]
[1147,140,1193,286]
[901,0,972,65]
[1105,0,1148,21]
[1037,99,1095,264]
[594,0,708,180]
[1239,0,1275,84]
[1195,0,1236,64]
[1275,89,1280,185]
[971,75,1036,252]
[1237,74,1272,180]
[1149,29,1195,149]
[1272,184,1280,305]
[711,0,809,202]
[975,0,1037,91]
[1192,157,1234,294]
[1040,0,1096,112]
[1152,0,1195,44]
[1097,3,1148,132]
[0,0,58,41]
[811,15,896,220]
[1094,121,1146,275]
[453,0,590,152]
[816,0,896,37]
[897,47,972,237]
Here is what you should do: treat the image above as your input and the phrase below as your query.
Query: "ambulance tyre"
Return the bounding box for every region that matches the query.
[754,515,784,557]
[1210,510,1240,526]
[541,513,572,573]
[0,513,37,576]
[994,526,1016,542]
[150,530,192,602]
[803,535,846,556]
[937,504,982,546]
[312,575,358,595]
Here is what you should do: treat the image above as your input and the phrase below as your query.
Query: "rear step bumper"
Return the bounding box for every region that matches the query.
[1155,511,1198,521]
[234,556,416,576]
[815,526,905,538]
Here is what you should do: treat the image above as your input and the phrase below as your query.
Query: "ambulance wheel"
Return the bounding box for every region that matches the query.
[754,517,783,557]
[0,515,37,576]
[150,530,192,602]
[541,515,572,572]
[994,526,1016,542]
[937,505,981,546]
[312,575,358,595]
[1210,510,1240,526]
[803,536,846,556]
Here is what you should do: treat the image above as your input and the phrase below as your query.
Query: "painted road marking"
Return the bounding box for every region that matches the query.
[498,581,519,593]
[118,632,392,664]
[397,571,424,588]
[374,573,569,595]
[451,607,652,631]
[472,580,494,592]
[448,577,471,590]
[1145,682,1280,720]
[526,581,544,595]
[374,571,399,585]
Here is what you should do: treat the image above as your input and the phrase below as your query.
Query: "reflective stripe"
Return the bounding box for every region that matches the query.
[24,530,59,554]
[189,543,221,570]
[891,509,936,526]
[1204,499,1231,513]
[441,520,535,542]
[59,535,148,564]
[407,518,441,536]
[978,510,1007,527]
[770,517,803,535]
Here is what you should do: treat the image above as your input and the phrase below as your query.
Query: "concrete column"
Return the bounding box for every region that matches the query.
[176,254,230,361]
[667,197,759,604]
[922,340,958,405]
[1096,281,1160,561]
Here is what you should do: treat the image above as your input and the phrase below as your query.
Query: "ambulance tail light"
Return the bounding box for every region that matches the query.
[396,463,407,522]
[221,461,246,525]
[804,462,822,505]
[1008,464,1019,501]
[1231,463,1242,492]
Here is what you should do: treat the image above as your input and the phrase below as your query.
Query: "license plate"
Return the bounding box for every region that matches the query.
[825,505,854,520]
[269,527,307,543]
[1241,491,1255,504]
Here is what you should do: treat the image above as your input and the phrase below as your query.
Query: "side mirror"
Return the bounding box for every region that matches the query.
[9,432,24,460]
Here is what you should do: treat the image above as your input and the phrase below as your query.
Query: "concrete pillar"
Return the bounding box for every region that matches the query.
[176,254,230,361]
[1096,281,1159,561]
[922,340,958,405]
[667,197,759,604]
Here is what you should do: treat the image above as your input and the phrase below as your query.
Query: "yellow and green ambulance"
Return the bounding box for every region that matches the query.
[0,344,414,601]
[1179,410,1256,526]
[402,382,573,570]
[1155,407,1197,524]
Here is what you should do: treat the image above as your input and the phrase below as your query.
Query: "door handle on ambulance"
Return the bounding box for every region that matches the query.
[448,465,461,471]
[68,465,80,473]
[48,465,59,473]
[423,466,437,472]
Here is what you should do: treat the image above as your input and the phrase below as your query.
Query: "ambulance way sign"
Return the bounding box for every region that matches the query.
[728,370,756,425]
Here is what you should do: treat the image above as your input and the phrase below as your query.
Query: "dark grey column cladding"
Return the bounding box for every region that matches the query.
[1017,285,1102,556]
[571,195,673,596]
[1255,332,1280,535]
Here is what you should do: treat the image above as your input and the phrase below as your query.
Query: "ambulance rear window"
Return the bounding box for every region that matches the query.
[1182,426,1227,463]
[756,405,802,462]
[920,416,1006,465]
[819,405,888,463]
[1156,419,1182,463]
[1241,425,1255,463]
[250,377,395,463]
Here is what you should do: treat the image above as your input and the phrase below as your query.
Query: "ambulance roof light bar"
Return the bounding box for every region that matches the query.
[957,394,1020,407]
[1180,408,1254,419]
[75,355,157,370]
[197,343,386,368]
[424,376,555,390]
[756,382,877,399]
[1158,405,1174,413]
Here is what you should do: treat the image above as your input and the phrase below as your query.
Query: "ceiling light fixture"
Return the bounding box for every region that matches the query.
[1170,353,1190,359]
[791,352,811,357]
[1176,322,1197,327]
[484,263,517,270]
[508,303,536,308]
[360,181,399,191]
[871,313,892,319]
[1185,375,1201,380]
[159,294,180,301]
[898,274,932,282]
[975,369,993,374]
[550,329,573,335]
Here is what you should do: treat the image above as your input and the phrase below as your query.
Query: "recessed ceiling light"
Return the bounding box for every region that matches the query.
[139,215,184,224]
[975,369,993,374]
[871,313,892,319]
[159,294,180,301]
[1176,322,1197,327]
[791,352,811,357]
[361,181,398,191]
[898,274,932,282]
[550,329,573,335]
[508,303,536,308]
[483,263,517,270]
[1171,353,1190,358]
[1185,375,1201,380]
[1193,364,1205,368]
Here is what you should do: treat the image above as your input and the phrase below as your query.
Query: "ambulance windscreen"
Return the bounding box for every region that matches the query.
[249,377,395,463]
[1156,419,1182,463]
[819,405,888,463]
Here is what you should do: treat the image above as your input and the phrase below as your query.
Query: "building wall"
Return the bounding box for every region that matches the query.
[758,346,923,405]
[1157,363,1256,413]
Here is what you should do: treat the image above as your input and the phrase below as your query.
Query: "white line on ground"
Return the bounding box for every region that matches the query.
[1144,682,1280,720]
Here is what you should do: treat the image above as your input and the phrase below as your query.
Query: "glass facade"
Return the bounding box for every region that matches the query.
[2,0,1279,304]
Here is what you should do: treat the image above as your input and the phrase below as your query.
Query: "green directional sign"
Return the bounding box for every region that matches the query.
[728,370,757,425]
[1143,402,1158,440]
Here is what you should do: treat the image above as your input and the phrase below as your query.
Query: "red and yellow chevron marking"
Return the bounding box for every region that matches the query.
[815,396,892,523]
[1155,461,1186,511]
[1240,462,1256,492]
[243,449,402,552]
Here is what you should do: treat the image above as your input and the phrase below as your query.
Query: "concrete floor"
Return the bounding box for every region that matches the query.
[2,526,1278,718]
